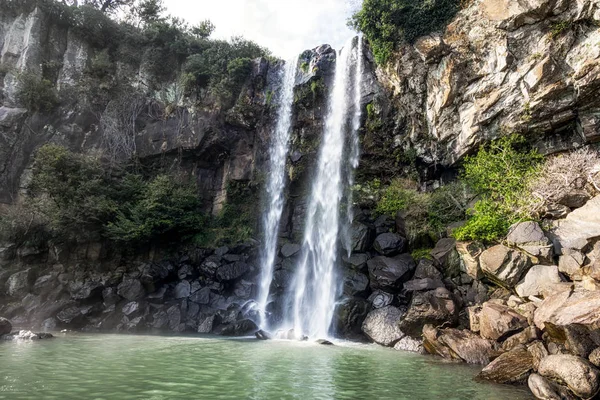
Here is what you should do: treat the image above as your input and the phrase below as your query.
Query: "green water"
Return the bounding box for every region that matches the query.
[0,334,532,399]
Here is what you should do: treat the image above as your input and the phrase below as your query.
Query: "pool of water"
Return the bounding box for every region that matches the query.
[0,334,532,399]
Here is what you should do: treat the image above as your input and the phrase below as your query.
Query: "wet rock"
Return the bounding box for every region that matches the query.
[480,245,530,287]
[478,346,534,384]
[367,290,394,309]
[335,298,370,336]
[197,315,215,333]
[528,373,576,400]
[394,336,426,354]
[167,305,181,331]
[233,280,254,299]
[342,253,369,272]
[146,287,167,304]
[152,310,168,329]
[6,269,32,297]
[117,278,146,301]
[399,288,458,338]
[538,355,600,399]
[403,278,444,292]
[316,339,334,345]
[280,243,301,258]
[0,317,11,335]
[479,302,529,341]
[102,287,121,307]
[174,281,191,299]
[344,221,374,253]
[3,330,54,340]
[516,265,568,299]
[373,233,407,256]
[361,306,405,347]
[255,329,272,340]
[216,262,250,282]
[506,221,554,263]
[199,258,220,278]
[422,325,495,364]
[122,301,139,316]
[367,254,416,292]
[343,270,369,296]
[219,319,258,336]
[432,238,461,277]
[56,306,83,324]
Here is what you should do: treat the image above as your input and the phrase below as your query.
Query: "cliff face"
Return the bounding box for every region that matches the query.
[369,0,600,167]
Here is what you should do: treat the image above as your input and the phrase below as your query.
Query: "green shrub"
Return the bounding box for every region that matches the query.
[550,21,571,39]
[350,0,461,64]
[16,73,58,112]
[411,247,433,261]
[453,135,542,242]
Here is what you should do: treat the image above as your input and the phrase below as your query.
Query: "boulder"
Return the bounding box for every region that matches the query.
[102,287,121,307]
[174,281,191,299]
[197,315,216,333]
[121,301,139,316]
[361,306,405,346]
[431,238,461,277]
[528,341,550,370]
[534,290,600,331]
[342,253,369,272]
[478,347,534,384]
[316,339,334,345]
[6,269,32,297]
[343,270,369,297]
[280,243,301,258]
[558,252,585,279]
[344,221,374,253]
[590,348,600,368]
[255,329,272,340]
[549,196,600,254]
[528,373,577,400]
[516,265,569,299]
[335,298,370,336]
[117,278,146,301]
[506,221,554,263]
[556,190,591,209]
[479,302,529,341]
[456,241,484,279]
[394,336,426,354]
[219,319,258,336]
[398,288,458,338]
[367,254,416,292]
[422,325,496,364]
[403,278,444,292]
[413,259,443,280]
[480,245,530,287]
[216,262,250,281]
[538,355,600,399]
[0,317,11,335]
[373,233,407,256]
[502,326,540,351]
[367,290,394,309]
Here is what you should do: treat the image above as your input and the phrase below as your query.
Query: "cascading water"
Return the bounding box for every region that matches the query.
[256,57,298,330]
[285,37,364,339]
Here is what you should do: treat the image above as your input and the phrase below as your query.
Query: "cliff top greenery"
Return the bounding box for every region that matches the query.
[350,0,462,64]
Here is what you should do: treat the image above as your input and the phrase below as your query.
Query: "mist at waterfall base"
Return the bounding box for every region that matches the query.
[255,37,364,340]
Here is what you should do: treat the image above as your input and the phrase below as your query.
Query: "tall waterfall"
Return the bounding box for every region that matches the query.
[256,57,298,330]
[287,37,364,339]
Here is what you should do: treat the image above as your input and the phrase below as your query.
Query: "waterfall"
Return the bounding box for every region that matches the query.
[256,57,298,330]
[287,37,364,339]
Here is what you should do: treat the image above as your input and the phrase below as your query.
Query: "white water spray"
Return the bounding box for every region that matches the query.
[256,57,298,330]
[287,37,364,339]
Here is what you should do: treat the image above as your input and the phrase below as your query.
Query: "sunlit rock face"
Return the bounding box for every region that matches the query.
[371,0,600,168]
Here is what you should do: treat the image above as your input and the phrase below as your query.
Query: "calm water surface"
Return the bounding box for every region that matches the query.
[0,334,532,399]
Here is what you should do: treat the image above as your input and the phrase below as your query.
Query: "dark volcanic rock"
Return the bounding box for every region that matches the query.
[368,290,394,309]
[280,243,301,258]
[174,281,191,299]
[117,279,146,301]
[219,319,258,336]
[399,288,458,338]
[216,262,250,282]
[0,317,11,335]
[373,233,407,256]
[255,329,272,340]
[335,298,370,336]
[343,271,369,297]
[367,254,416,292]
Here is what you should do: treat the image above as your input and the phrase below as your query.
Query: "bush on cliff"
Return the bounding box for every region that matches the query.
[453,135,543,242]
[15,73,58,112]
[350,0,461,64]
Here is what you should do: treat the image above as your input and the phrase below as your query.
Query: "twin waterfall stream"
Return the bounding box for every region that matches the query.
[257,37,364,340]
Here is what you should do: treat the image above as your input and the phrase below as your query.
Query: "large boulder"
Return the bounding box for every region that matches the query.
[344,221,374,253]
[413,258,443,280]
[431,238,461,277]
[478,347,534,384]
[403,278,444,292]
[373,233,407,256]
[367,290,394,309]
[0,317,12,335]
[506,221,554,263]
[480,245,530,287]
[342,270,369,297]
[534,290,600,331]
[335,298,370,337]
[422,325,496,364]
[367,254,416,292]
[479,302,529,341]
[398,288,458,338]
[549,196,600,254]
[528,373,577,400]
[394,336,426,354]
[361,306,405,346]
[174,281,191,299]
[117,278,146,301]
[538,355,600,399]
[342,253,369,272]
[6,269,32,297]
[216,262,250,282]
[456,241,484,280]
[515,265,569,299]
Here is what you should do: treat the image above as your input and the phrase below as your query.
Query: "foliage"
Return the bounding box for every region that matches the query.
[453,135,543,242]
[15,73,58,112]
[0,204,51,248]
[550,20,571,39]
[350,0,461,64]
[411,247,433,261]
[27,145,205,244]
[191,20,215,39]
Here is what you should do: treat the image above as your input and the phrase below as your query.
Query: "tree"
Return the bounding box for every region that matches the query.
[84,0,134,13]
[191,20,215,39]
